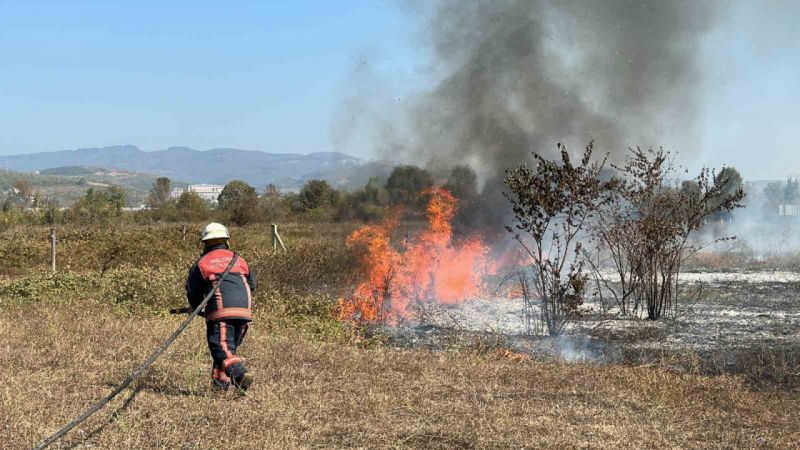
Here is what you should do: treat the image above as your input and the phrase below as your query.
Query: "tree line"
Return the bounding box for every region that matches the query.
[0,164,482,227]
[143,163,482,226]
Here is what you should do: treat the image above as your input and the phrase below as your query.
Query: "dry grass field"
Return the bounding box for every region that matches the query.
[3,299,800,449]
[1,224,799,449]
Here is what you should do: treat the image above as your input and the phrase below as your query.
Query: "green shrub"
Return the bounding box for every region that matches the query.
[1,271,86,306]
[0,230,50,276]
[257,287,361,344]
[102,264,186,313]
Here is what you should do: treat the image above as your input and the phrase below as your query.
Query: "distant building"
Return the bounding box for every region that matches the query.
[188,184,224,203]
[122,204,149,212]
[169,187,185,199]
[778,204,800,216]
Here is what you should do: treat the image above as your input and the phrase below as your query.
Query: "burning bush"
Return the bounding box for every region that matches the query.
[337,187,495,324]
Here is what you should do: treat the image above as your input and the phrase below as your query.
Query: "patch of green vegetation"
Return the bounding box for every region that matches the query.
[0,271,88,307]
[39,166,96,176]
[0,169,80,190]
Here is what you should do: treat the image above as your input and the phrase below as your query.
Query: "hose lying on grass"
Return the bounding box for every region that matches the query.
[33,254,239,450]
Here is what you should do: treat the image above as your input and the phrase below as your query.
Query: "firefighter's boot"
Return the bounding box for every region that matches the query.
[232,372,253,391]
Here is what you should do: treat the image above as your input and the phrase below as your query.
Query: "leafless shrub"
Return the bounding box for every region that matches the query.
[505,142,615,335]
[517,271,545,336]
[506,144,745,328]
[590,148,745,319]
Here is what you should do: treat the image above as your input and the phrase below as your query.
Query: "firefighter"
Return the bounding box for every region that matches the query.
[185,222,256,391]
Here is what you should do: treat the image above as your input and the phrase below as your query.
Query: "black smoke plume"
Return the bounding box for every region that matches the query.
[395,0,721,177]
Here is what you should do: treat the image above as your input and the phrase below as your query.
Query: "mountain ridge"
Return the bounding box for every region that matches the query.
[0,145,367,190]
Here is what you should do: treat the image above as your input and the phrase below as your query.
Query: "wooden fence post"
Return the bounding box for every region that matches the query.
[271,223,287,253]
[50,227,57,273]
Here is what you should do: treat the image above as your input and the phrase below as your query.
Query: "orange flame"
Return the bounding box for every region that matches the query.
[337,187,496,324]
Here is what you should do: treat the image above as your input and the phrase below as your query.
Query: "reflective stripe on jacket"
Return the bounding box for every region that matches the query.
[186,244,256,322]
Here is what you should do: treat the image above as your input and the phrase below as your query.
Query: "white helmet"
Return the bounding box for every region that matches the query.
[201,222,230,241]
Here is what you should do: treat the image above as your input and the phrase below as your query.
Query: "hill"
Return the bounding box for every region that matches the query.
[39,165,188,193]
[0,166,187,206]
[0,145,368,190]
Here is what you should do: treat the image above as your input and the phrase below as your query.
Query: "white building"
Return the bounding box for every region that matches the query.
[122,204,149,212]
[169,187,185,199]
[778,204,800,217]
[188,184,224,203]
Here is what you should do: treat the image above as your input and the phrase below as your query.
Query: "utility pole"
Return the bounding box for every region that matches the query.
[50,227,57,273]
[271,223,287,253]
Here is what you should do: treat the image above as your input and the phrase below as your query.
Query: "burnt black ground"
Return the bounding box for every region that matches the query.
[388,272,800,391]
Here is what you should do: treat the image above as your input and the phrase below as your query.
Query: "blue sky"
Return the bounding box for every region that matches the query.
[0,1,419,157]
[693,0,800,180]
[0,1,798,180]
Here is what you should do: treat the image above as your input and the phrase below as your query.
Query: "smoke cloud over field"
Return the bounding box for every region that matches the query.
[398,0,721,176]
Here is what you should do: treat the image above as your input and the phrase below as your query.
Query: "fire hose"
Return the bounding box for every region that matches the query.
[33,253,239,450]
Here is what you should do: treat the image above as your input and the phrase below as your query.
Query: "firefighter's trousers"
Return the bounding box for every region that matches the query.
[206,319,249,389]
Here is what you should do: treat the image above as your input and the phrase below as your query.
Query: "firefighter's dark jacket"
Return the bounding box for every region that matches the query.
[186,244,256,322]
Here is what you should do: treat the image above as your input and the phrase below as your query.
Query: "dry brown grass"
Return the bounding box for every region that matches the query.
[2,222,799,448]
[2,299,799,449]
[0,222,361,278]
